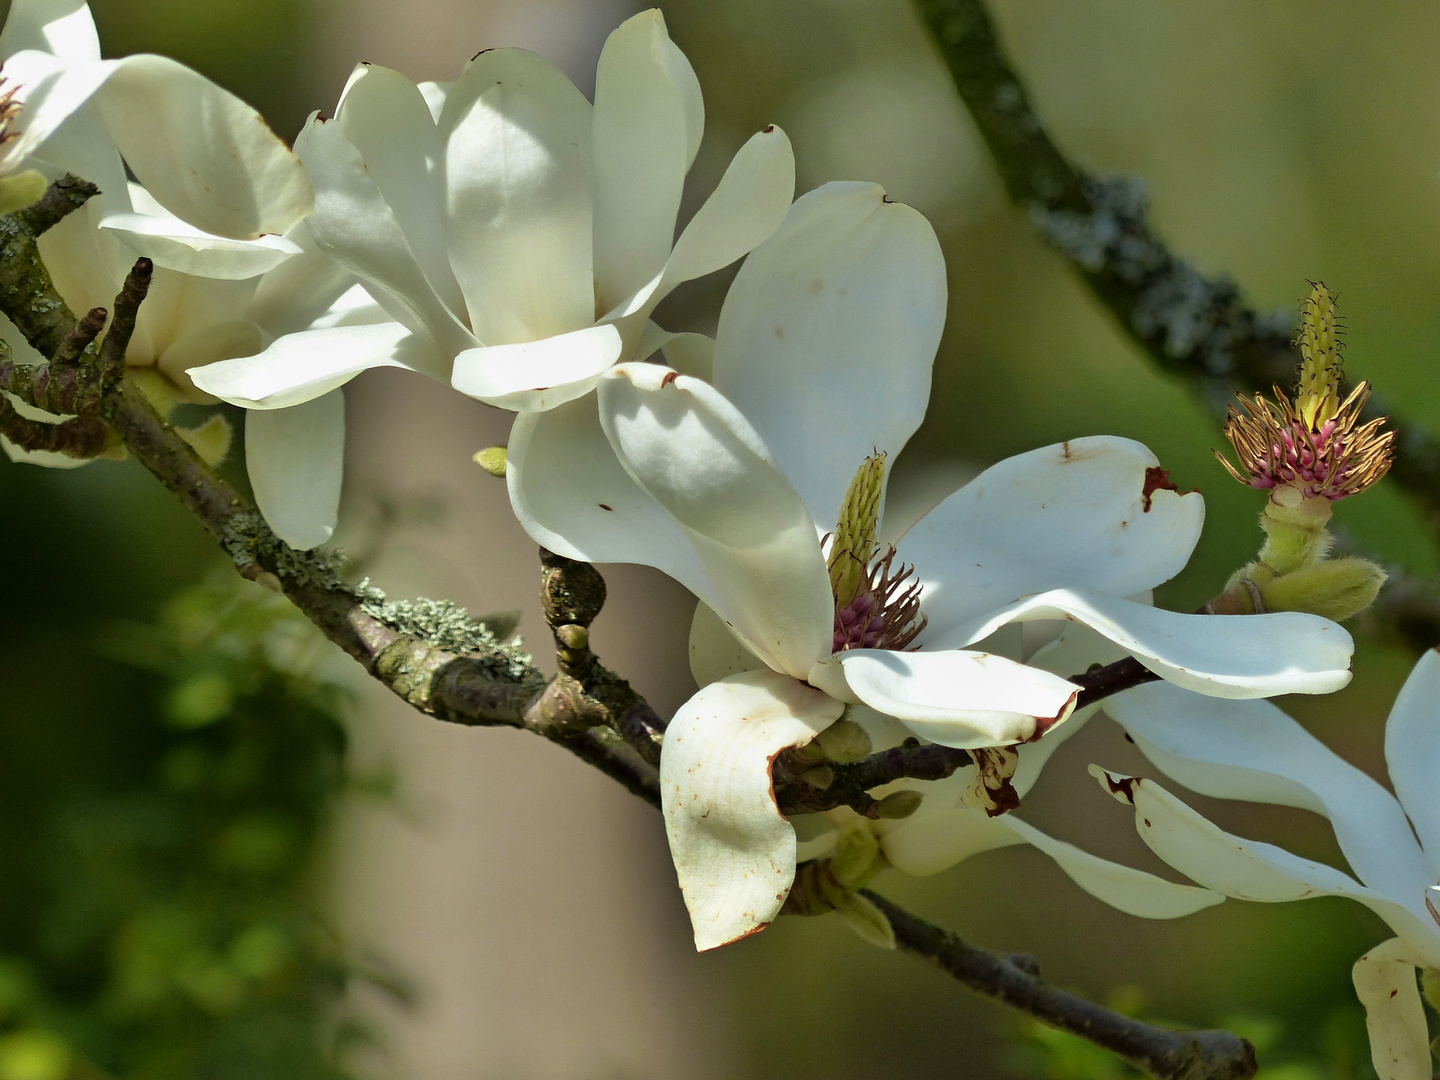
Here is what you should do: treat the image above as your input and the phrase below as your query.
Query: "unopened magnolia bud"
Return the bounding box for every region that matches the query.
[875,789,924,820]
[816,718,872,764]
[473,445,508,477]
[829,822,882,889]
[1260,557,1387,622]
[799,765,834,790]
[832,891,896,950]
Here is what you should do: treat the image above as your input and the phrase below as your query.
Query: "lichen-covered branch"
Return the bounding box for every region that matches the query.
[913,0,1440,540]
[865,891,1258,1080]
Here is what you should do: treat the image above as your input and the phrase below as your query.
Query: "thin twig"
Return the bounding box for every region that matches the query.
[913,0,1440,542]
[865,891,1258,1080]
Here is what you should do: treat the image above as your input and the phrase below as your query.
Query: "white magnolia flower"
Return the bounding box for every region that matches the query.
[0,0,311,239]
[189,8,795,421]
[1096,653,1440,1080]
[794,628,1224,944]
[512,179,1355,950]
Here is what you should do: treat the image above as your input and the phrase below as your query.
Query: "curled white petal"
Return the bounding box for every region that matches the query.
[1352,939,1432,1080]
[942,586,1353,698]
[451,324,622,411]
[661,669,844,952]
[812,648,1079,749]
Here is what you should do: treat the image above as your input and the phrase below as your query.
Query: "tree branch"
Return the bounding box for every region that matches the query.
[864,891,1257,1080]
[913,0,1440,543]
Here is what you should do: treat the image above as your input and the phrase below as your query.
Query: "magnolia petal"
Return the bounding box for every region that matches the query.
[813,648,1078,749]
[334,63,465,318]
[1092,768,1440,960]
[591,10,693,314]
[0,48,113,173]
[440,48,593,345]
[83,54,312,238]
[245,389,345,551]
[633,322,715,379]
[1352,939,1432,1080]
[884,809,1220,917]
[655,126,796,299]
[245,221,358,337]
[506,394,717,608]
[661,669,844,952]
[157,319,263,403]
[1384,650,1440,870]
[903,438,1205,640]
[599,362,833,679]
[189,322,442,409]
[297,113,476,358]
[0,0,100,61]
[450,323,622,412]
[1108,680,1434,906]
[713,181,945,528]
[99,211,302,279]
[940,586,1353,698]
[689,600,767,689]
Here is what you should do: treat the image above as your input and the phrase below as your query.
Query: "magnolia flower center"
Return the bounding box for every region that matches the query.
[1217,283,1393,501]
[827,453,926,653]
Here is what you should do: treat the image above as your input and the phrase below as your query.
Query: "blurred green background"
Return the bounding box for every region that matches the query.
[5,0,1440,1077]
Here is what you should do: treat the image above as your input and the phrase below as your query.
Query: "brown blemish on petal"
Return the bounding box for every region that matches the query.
[1024,691,1080,743]
[763,124,776,133]
[1101,772,1138,802]
[1062,441,1072,459]
[598,503,613,511]
[1141,466,1180,511]
[661,370,680,388]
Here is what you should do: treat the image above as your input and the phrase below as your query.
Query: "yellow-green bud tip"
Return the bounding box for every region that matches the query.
[815,717,873,764]
[473,445,508,477]
[829,453,886,606]
[1296,281,1343,430]
[875,790,923,820]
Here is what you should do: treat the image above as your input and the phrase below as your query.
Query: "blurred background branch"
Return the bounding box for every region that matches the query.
[914,0,1440,653]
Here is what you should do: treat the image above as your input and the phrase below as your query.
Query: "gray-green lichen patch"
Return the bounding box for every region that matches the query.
[360,595,535,683]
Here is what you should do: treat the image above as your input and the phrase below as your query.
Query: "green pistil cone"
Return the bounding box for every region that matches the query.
[1296,282,1343,431]
[829,454,886,606]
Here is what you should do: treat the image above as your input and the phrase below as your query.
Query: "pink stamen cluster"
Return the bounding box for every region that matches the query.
[831,547,926,653]
[1218,383,1393,501]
